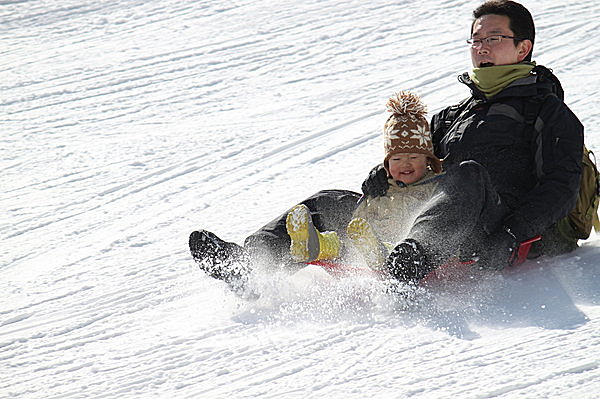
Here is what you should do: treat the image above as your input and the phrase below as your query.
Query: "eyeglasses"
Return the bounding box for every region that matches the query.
[466,35,521,49]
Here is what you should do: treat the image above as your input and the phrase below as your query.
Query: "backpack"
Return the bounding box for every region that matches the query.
[555,146,600,240]
[525,66,600,241]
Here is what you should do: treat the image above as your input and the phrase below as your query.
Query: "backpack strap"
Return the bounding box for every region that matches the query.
[531,65,564,101]
[521,96,546,179]
[522,97,543,136]
[523,65,564,143]
[520,66,565,178]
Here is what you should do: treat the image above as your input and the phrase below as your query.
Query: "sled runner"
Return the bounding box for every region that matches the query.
[510,235,542,265]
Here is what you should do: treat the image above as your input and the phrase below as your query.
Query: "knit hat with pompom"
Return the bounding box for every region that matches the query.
[383,91,442,174]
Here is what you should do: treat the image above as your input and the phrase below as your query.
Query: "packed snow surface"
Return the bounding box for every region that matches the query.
[2,0,600,398]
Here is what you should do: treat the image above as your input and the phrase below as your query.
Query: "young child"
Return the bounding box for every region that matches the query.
[189,91,443,294]
[286,91,443,271]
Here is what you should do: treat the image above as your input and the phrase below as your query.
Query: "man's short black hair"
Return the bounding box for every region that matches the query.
[472,0,535,61]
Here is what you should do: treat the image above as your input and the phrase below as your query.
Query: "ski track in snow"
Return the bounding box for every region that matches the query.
[2,0,600,398]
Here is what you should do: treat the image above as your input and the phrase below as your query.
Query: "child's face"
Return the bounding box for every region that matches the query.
[388,153,429,184]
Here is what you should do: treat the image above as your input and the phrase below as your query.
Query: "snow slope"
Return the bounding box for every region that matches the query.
[2,0,600,398]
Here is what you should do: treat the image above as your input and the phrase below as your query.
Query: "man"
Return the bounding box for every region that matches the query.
[362,0,583,276]
[190,0,583,289]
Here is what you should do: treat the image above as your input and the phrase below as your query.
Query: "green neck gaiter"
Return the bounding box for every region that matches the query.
[470,62,536,99]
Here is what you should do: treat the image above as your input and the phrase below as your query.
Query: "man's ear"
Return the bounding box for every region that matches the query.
[517,39,533,62]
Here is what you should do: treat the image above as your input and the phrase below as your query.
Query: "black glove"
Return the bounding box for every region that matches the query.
[477,226,519,270]
[361,164,389,197]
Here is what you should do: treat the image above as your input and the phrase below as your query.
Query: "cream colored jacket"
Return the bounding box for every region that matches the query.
[352,171,441,245]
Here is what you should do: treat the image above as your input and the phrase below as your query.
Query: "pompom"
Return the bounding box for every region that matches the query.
[386,91,427,120]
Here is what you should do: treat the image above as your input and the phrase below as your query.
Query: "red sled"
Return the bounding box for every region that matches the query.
[308,236,542,281]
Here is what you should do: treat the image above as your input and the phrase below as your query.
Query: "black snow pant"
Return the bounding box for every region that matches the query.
[405,160,576,265]
[405,160,509,265]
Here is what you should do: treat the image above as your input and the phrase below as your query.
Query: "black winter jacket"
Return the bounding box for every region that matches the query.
[431,66,584,241]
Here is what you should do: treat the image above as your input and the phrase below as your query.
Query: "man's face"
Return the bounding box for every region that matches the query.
[470,14,529,68]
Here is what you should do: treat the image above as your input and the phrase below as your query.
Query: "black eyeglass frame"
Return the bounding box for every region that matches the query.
[466,34,524,48]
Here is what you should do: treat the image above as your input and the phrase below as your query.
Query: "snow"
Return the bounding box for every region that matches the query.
[2,0,600,398]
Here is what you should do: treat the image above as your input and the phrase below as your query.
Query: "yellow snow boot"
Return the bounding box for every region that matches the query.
[346,217,387,270]
[317,231,341,261]
[286,204,340,262]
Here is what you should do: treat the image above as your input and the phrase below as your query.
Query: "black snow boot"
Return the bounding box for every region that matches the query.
[384,239,433,283]
[189,230,252,294]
